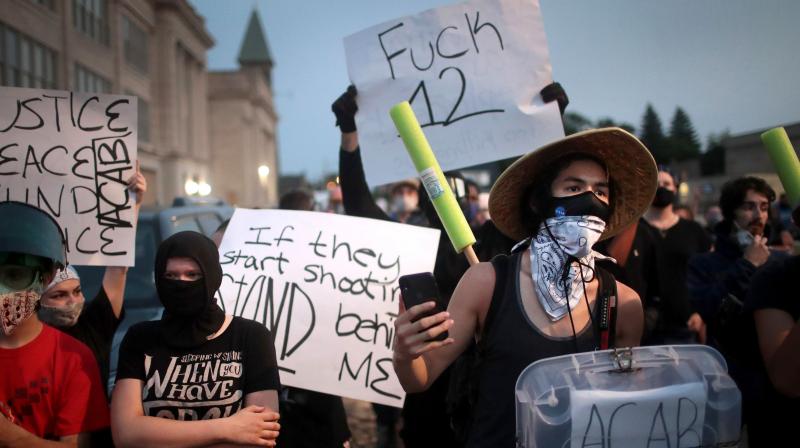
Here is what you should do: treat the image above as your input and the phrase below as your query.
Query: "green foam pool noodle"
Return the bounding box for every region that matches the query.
[761,127,800,205]
[389,101,476,253]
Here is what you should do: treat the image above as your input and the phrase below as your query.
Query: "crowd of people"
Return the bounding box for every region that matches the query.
[1,83,799,448]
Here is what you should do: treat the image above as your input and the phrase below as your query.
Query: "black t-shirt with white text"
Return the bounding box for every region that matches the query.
[116,316,280,420]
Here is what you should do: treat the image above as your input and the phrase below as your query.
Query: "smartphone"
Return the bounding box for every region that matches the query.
[399,272,448,341]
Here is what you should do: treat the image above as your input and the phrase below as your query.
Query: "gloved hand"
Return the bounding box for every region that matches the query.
[540,82,569,115]
[332,85,358,133]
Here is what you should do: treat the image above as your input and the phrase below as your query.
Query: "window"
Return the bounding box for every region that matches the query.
[0,23,57,89]
[73,0,109,45]
[125,90,150,143]
[122,15,148,74]
[74,63,111,93]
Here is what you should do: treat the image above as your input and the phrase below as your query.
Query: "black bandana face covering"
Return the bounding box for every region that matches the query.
[548,191,611,222]
[155,231,225,349]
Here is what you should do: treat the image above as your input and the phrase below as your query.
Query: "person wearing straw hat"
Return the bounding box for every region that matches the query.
[393,127,656,447]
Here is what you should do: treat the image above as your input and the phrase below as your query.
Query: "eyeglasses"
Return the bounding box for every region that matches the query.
[0,265,41,291]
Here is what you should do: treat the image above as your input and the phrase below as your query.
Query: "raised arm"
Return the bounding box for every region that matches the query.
[103,162,147,317]
[393,261,495,392]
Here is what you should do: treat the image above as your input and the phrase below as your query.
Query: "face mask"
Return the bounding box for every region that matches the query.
[392,195,417,214]
[530,215,611,322]
[0,274,44,336]
[733,222,755,251]
[652,187,676,208]
[38,301,84,328]
[549,191,611,223]
[158,278,208,317]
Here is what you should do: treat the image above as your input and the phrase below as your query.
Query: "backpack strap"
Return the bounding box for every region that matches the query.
[480,253,512,344]
[595,266,619,350]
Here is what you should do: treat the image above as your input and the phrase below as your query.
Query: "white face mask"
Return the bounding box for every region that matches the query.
[391,195,417,214]
[38,300,84,328]
[733,222,755,251]
[530,215,611,322]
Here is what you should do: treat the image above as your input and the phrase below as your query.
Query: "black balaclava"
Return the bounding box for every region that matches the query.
[155,231,225,349]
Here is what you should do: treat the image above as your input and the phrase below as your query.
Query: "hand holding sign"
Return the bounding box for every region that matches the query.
[344,0,564,187]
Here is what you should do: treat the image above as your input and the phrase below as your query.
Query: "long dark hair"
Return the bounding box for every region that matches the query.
[519,153,616,237]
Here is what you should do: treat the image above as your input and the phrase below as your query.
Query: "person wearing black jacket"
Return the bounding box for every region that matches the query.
[332,83,567,447]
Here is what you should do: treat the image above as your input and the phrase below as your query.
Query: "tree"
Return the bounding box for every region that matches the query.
[668,107,701,161]
[563,112,594,135]
[639,104,668,164]
[700,132,728,176]
[596,117,636,135]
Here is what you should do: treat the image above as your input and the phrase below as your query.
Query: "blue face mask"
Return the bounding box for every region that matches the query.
[548,191,611,223]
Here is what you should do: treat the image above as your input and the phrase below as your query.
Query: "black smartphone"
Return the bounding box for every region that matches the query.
[399,272,448,341]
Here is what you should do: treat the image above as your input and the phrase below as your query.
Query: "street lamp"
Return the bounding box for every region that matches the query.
[258,165,270,178]
[198,181,212,197]
[185,179,199,195]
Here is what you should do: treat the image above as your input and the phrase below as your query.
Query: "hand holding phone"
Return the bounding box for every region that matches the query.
[399,272,448,342]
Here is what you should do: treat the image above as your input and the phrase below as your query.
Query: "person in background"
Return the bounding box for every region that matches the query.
[327,185,345,214]
[687,177,787,440]
[38,166,147,391]
[465,179,481,227]
[472,193,490,227]
[742,254,800,445]
[111,231,281,447]
[0,202,109,446]
[643,169,711,344]
[673,204,695,221]
[279,190,316,212]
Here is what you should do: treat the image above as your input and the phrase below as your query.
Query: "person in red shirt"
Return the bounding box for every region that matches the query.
[0,202,109,446]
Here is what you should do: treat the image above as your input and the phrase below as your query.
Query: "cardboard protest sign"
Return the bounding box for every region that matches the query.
[0,86,137,266]
[216,209,440,407]
[570,382,707,447]
[344,0,564,187]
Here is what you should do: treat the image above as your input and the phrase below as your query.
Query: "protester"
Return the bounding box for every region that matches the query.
[0,202,109,445]
[737,254,800,445]
[643,169,711,344]
[393,128,654,447]
[688,176,781,344]
[465,179,481,227]
[110,231,281,447]
[686,177,787,441]
[37,166,147,391]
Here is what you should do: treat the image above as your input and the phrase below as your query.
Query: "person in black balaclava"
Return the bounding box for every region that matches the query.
[111,231,283,447]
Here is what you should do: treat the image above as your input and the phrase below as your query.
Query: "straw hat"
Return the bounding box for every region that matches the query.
[489,127,657,241]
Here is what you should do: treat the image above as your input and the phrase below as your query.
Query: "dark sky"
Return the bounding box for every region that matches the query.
[191,0,800,181]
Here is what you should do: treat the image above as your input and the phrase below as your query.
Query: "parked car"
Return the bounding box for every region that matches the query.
[75,201,234,390]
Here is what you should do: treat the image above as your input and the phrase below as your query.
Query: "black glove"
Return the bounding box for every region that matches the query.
[332,85,358,133]
[540,82,569,115]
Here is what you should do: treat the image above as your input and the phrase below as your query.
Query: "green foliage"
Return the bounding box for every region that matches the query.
[668,107,702,161]
[563,112,594,135]
[639,104,668,163]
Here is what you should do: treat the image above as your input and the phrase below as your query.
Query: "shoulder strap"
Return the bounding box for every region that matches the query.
[480,253,512,343]
[595,266,618,350]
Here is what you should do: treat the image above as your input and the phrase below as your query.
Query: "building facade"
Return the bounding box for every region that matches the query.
[208,10,278,207]
[0,0,279,207]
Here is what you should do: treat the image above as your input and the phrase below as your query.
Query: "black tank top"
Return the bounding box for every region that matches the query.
[467,252,597,447]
